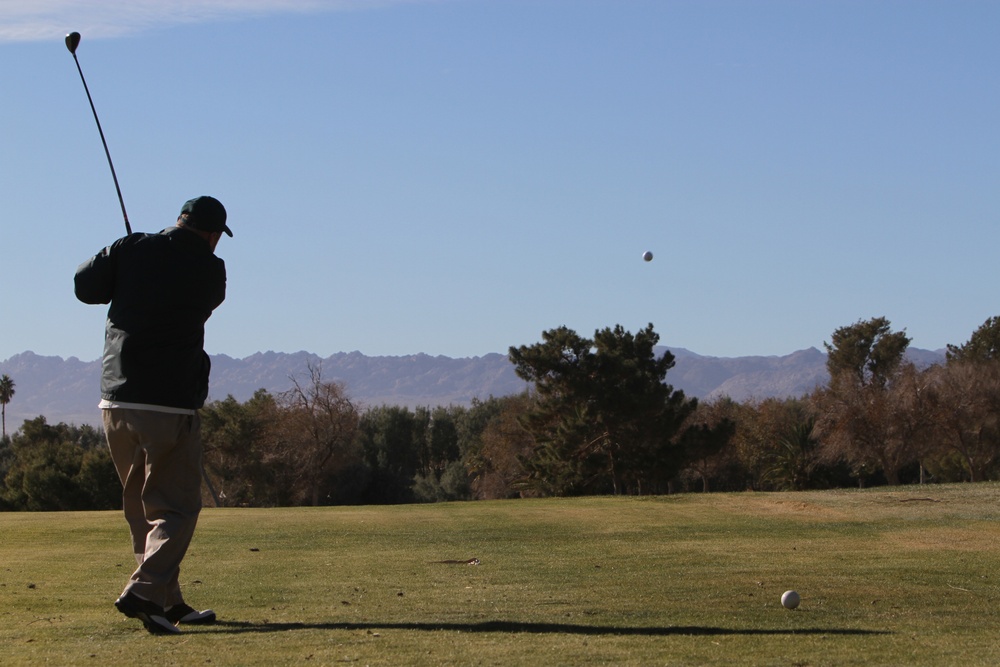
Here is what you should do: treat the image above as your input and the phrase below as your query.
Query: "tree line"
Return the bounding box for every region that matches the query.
[2,316,999,510]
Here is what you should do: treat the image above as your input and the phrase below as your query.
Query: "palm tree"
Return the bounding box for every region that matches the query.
[0,374,15,440]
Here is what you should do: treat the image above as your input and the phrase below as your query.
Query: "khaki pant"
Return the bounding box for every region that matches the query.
[103,408,203,609]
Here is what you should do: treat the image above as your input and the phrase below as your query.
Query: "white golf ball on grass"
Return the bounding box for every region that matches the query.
[781,590,801,609]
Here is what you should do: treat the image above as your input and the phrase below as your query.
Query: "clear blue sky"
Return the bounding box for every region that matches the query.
[1,0,997,362]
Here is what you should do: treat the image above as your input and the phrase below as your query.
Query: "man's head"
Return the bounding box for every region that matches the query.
[178,196,233,238]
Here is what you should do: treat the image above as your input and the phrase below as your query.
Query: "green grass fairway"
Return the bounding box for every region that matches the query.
[3,484,1000,666]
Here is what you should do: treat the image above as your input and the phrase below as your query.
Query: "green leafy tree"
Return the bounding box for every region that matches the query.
[824,316,911,389]
[761,419,819,491]
[412,405,471,502]
[815,317,914,485]
[516,402,596,495]
[0,374,14,441]
[680,397,740,492]
[0,438,11,509]
[413,406,459,474]
[509,323,727,495]
[201,390,283,506]
[454,396,513,460]
[357,405,421,504]
[947,316,1000,363]
[731,398,808,490]
[1,417,117,510]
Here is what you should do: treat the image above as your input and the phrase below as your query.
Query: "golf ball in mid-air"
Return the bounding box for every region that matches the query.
[781,590,801,609]
[642,250,653,262]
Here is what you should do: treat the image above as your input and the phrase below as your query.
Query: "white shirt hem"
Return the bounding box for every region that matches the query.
[99,399,197,416]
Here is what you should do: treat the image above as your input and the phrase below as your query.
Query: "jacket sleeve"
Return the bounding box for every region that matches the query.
[210,260,227,312]
[74,243,118,305]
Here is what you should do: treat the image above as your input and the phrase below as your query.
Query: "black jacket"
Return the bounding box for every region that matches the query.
[74,226,226,410]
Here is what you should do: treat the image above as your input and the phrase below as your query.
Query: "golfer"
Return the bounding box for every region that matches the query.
[75,196,232,635]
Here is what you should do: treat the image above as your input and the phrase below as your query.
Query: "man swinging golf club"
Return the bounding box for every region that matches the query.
[75,196,232,634]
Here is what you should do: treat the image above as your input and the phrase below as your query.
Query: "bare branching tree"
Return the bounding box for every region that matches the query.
[925,361,1000,482]
[467,393,537,499]
[270,364,361,505]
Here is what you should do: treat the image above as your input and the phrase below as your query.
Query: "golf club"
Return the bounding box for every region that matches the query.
[65,31,132,235]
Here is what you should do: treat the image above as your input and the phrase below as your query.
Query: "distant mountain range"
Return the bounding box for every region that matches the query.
[0,347,947,429]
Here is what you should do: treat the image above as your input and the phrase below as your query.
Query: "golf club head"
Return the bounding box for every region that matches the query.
[65,32,81,55]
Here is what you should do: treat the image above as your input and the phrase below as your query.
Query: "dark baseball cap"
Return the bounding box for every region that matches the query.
[180,196,233,237]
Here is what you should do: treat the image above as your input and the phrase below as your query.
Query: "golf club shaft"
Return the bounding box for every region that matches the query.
[69,45,132,235]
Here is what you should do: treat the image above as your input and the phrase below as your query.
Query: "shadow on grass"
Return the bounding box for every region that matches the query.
[205,620,890,637]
